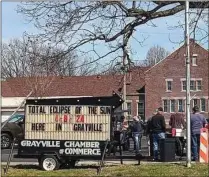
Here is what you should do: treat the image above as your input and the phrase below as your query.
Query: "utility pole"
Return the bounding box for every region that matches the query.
[122,34,127,119]
[185,0,191,168]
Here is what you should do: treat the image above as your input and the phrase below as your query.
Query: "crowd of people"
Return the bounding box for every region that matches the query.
[146,106,208,161]
[112,105,208,162]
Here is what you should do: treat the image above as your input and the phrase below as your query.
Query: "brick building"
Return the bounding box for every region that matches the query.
[145,39,209,121]
[1,67,147,121]
[1,39,208,122]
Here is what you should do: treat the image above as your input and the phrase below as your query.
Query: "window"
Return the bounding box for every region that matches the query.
[190,80,195,90]
[192,56,197,66]
[182,81,186,91]
[193,99,198,107]
[166,81,172,91]
[200,98,206,112]
[181,79,202,91]
[197,80,202,90]
[170,100,175,113]
[138,101,145,120]
[8,114,24,123]
[138,102,144,114]
[178,99,185,112]
[163,100,169,112]
[127,102,132,115]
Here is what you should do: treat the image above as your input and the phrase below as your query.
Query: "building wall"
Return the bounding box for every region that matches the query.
[114,94,145,120]
[145,42,209,122]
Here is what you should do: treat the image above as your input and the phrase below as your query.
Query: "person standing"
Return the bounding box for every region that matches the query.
[150,107,166,161]
[119,115,128,145]
[191,106,207,161]
[169,109,186,157]
[132,116,143,156]
[146,109,158,157]
[169,109,186,129]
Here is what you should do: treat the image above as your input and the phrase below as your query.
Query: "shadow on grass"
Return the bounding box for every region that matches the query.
[9,165,40,170]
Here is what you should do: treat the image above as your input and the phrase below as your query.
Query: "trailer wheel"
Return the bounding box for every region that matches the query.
[40,155,60,171]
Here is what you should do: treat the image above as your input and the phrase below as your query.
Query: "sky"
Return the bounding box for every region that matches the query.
[2,2,208,65]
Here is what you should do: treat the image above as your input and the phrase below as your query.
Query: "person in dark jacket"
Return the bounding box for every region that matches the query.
[191,106,207,161]
[150,107,166,160]
[132,116,143,155]
[146,109,158,157]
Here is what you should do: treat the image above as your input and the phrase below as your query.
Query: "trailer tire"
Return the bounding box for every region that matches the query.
[40,155,60,171]
[1,133,12,149]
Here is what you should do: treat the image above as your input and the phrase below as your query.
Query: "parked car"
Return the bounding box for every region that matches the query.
[1,114,24,149]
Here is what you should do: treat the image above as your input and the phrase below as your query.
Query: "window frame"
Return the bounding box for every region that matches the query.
[192,54,198,66]
[166,81,172,91]
[126,100,132,116]
[192,56,197,66]
[170,99,175,113]
[181,78,202,92]
[178,99,185,112]
[192,99,198,107]
[137,100,145,120]
[163,100,169,113]
[197,80,202,91]
[190,80,195,91]
[182,80,186,91]
[165,79,173,92]
[200,98,206,112]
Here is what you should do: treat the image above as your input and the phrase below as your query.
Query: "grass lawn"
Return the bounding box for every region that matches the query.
[1,163,208,176]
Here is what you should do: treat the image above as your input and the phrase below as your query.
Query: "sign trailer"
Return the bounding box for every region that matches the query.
[13,93,137,171]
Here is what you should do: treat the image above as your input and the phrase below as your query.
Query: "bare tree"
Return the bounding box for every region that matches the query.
[145,45,170,66]
[1,38,77,78]
[76,58,98,76]
[17,1,209,69]
[2,38,99,97]
[167,3,208,45]
[1,38,98,79]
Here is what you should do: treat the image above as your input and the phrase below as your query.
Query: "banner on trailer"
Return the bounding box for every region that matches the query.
[24,105,111,141]
[20,140,103,156]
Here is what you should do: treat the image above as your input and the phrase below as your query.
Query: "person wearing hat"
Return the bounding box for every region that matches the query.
[132,115,143,155]
[191,106,207,161]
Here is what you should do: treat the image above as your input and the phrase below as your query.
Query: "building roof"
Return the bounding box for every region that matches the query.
[1,66,149,97]
[145,39,208,74]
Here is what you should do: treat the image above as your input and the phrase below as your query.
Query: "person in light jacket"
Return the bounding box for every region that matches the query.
[190,106,207,161]
[132,116,143,155]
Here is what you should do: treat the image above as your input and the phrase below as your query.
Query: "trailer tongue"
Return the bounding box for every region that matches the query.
[13,93,141,171]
